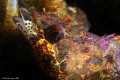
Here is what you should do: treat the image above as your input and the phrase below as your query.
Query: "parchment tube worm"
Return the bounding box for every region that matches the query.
[4,0,18,29]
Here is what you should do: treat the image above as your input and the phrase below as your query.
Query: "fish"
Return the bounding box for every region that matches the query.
[13,7,120,80]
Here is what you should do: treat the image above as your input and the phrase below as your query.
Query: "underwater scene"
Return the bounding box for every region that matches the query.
[1,0,120,80]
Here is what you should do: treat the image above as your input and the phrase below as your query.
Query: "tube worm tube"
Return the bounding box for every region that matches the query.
[5,0,18,29]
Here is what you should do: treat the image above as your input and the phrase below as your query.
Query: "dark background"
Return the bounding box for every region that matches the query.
[66,0,120,36]
[0,0,120,80]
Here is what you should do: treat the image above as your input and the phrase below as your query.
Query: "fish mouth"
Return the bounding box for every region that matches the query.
[13,8,38,38]
[19,7,32,21]
[12,16,20,24]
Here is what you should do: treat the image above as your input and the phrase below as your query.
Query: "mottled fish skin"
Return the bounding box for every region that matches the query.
[13,8,120,80]
[29,10,90,32]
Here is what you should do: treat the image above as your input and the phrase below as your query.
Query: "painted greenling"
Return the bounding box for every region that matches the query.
[13,7,120,80]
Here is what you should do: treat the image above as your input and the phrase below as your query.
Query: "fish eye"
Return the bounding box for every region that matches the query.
[44,24,64,43]
[49,32,59,39]
[49,30,64,40]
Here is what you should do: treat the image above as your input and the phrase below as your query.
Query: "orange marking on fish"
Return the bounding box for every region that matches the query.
[42,14,46,18]
[65,22,71,29]
[50,30,61,33]
[63,16,69,21]
[80,31,83,37]
[110,33,116,37]
[104,33,107,36]
[79,26,83,29]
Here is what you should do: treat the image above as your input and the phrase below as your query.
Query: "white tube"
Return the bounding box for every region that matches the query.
[7,0,18,16]
[5,0,18,28]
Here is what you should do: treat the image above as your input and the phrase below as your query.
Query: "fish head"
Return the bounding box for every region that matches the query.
[13,8,37,39]
[12,7,104,79]
[13,7,65,44]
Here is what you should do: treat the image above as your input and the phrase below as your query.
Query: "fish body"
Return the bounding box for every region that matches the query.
[13,8,120,80]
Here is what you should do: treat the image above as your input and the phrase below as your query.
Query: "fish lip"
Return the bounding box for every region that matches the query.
[12,16,19,24]
[19,7,32,21]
